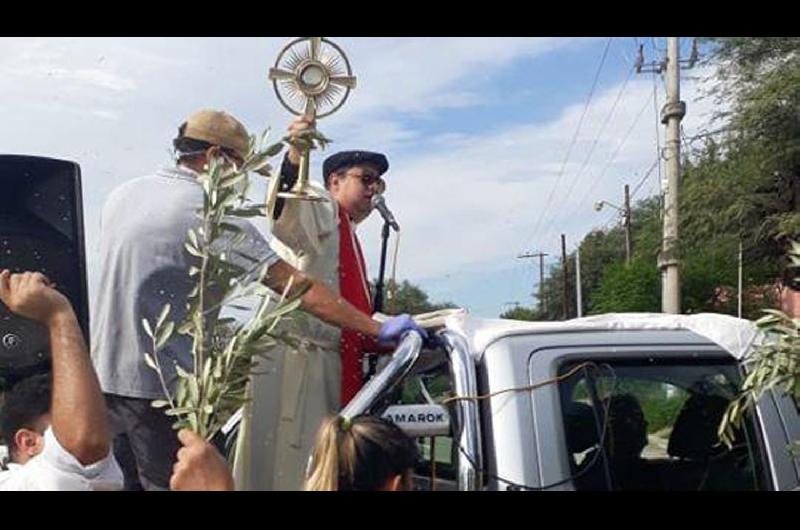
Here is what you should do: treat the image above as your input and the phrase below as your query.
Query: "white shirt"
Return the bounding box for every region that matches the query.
[0,428,124,491]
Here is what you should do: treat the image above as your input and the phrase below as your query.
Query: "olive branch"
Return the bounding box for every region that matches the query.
[141,131,308,441]
[719,240,800,456]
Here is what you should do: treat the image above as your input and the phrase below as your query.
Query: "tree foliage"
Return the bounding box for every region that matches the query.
[520,38,799,322]
[372,279,456,316]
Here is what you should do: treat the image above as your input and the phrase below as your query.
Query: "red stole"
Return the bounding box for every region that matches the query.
[337,208,373,404]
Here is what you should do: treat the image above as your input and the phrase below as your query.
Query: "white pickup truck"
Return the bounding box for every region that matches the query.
[342,312,800,491]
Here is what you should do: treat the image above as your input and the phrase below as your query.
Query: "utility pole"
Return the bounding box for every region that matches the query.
[594,185,632,264]
[576,246,583,317]
[538,252,547,314]
[624,184,632,264]
[660,37,683,314]
[738,239,743,318]
[518,251,548,313]
[636,37,697,314]
[561,234,569,320]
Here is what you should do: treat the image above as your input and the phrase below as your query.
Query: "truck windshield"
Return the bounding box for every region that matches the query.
[558,359,768,491]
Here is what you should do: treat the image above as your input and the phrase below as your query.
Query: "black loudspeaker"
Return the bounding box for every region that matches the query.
[0,155,89,387]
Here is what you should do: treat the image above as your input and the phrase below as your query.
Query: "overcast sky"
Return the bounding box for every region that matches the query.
[0,37,716,317]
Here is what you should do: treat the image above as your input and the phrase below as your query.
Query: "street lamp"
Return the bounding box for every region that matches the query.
[594,200,623,213]
[594,185,632,264]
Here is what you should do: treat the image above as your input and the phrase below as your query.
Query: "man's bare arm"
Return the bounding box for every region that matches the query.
[263,260,381,338]
[0,270,110,465]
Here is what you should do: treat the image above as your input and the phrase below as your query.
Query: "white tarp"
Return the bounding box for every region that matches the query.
[443,312,761,361]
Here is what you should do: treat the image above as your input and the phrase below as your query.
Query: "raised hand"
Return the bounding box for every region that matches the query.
[0,270,72,325]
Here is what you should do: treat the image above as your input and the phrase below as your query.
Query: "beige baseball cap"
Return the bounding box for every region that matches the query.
[180,109,250,159]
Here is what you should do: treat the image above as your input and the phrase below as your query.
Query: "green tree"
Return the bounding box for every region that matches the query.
[499,305,539,321]
[702,38,800,252]
[581,197,663,314]
[535,39,800,318]
[590,257,660,314]
[372,279,456,315]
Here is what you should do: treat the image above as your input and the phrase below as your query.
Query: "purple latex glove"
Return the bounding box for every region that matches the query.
[378,314,428,343]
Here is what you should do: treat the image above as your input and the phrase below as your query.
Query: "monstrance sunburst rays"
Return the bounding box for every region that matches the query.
[269,37,356,119]
[265,37,357,203]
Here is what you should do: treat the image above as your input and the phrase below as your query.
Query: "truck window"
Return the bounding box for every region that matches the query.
[397,366,457,491]
[558,360,768,491]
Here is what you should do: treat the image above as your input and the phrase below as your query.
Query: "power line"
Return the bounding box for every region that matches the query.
[618,37,634,67]
[652,69,663,192]
[650,171,661,203]
[680,124,695,156]
[683,127,731,142]
[527,37,614,248]
[630,158,660,198]
[651,37,662,54]
[582,208,620,237]
[600,210,619,230]
[569,91,652,219]
[518,251,549,311]
[648,37,668,91]
[538,63,636,243]
[508,258,524,307]
[525,37,613,251]
[562,39,657,246]
[574,155,658,255]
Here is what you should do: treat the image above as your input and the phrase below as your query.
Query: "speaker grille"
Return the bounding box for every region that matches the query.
[0,155,88,381]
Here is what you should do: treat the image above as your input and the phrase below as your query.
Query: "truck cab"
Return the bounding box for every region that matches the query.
[344,312,800,491]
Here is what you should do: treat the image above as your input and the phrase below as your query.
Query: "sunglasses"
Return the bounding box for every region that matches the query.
[178,147,244,169]
[219,149,244,167]
[349,172,386,193]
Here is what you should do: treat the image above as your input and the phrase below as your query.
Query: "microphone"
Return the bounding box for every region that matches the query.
[371,194,400,231]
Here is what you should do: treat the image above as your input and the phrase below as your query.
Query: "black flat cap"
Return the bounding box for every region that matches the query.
[322,150,389,182]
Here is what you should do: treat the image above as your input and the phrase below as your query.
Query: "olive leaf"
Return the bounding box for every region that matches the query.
[142,130,309,441]
[719,240,800,451]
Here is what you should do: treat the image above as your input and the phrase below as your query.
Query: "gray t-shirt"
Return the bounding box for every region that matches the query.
[91,165,279,399]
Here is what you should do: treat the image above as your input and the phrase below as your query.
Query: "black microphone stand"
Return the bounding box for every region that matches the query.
[374,220,391,313]
[366,220,392,382]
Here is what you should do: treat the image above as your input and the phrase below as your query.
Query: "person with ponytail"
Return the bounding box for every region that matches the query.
[170,414,418,491]
[304,415,418,491]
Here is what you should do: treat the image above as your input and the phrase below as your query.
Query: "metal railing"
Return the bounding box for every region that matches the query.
[440,330,483,491]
